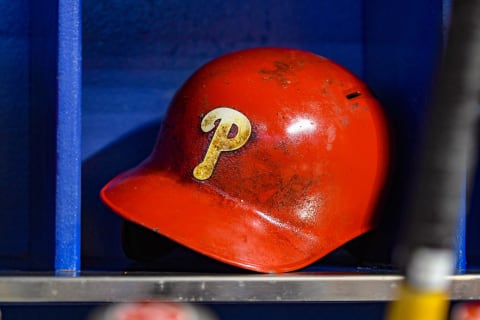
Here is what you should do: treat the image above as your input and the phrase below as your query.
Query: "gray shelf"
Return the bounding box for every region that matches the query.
[1,274,480,302]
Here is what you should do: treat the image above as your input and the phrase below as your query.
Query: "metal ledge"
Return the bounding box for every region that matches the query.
[1,273,480,302]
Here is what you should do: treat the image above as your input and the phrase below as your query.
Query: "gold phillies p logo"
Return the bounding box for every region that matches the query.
[193,107,252,181]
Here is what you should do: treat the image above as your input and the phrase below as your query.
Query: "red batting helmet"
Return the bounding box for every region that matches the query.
[101,47,389,273]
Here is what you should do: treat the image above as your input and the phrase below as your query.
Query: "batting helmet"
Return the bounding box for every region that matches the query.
[101,47,389,273]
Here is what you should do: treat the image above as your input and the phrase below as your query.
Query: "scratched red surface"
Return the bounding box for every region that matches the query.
[101,47,390,273]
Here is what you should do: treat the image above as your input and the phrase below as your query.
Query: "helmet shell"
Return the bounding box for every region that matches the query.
[101,47,389,273]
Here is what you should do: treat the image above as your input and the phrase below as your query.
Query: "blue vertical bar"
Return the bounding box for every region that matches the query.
[455,178,467,272]
[441,0,467,273]
[55,0,82,273]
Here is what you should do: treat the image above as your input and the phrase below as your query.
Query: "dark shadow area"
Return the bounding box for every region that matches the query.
[82,120,160,270]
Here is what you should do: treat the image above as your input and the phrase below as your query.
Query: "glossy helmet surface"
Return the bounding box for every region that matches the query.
[101,47,389,273]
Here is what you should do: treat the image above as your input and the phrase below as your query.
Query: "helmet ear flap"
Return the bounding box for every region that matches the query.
[122,220,176,262]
